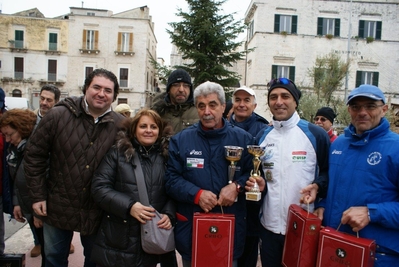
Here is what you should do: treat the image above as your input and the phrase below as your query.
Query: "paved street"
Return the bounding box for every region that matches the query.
[4,214,261,266]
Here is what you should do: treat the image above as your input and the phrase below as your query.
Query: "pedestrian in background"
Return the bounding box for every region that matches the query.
[114,103,134,118]
[151,69,199,266]
[314,106,338,142]
[0,109,45,266]
[0,88,13,256]
[152,69,198,134]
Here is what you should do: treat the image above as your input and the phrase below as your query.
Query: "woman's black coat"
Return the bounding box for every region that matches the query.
[91,132,176,267]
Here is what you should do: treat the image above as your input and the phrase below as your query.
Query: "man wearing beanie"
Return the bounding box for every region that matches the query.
[248,78,330,267]
[313,85,399,267]
[151,69,198,133]
[152,69,197,266]
[314,107,337,142]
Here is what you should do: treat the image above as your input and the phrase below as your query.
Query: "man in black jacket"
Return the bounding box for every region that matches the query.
[25,69,124,267]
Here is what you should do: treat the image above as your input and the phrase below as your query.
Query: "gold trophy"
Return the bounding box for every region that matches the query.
[246,145,265,201]
[224,146,243,184]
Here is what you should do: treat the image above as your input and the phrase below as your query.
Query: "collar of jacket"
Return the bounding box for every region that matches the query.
[196,118,229,138]
[230,112,268,131]
[56,96,116,124]
[345,117,389,145]
[271,111,300,130]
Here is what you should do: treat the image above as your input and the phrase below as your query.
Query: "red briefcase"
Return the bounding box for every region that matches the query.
[282,204,322,267]
[192,212,235,267]
[316,227,376,267]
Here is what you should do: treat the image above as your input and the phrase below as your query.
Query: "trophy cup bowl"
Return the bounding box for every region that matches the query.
[246,145,266,201]
[224,146,243,184]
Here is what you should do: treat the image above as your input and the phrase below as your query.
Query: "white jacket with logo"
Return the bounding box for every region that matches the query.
[257,112,329,234]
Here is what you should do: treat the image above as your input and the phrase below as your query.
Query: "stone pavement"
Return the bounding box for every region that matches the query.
[4,224,182,267]
[5,223,261,267]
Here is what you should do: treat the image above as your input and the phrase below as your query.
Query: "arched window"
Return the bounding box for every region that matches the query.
[12,89,22,97]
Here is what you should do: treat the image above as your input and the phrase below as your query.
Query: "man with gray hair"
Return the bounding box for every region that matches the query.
[165,81,253,267]
[229,86,269,267]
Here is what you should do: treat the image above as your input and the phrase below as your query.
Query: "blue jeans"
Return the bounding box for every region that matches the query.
[44,222,96,267]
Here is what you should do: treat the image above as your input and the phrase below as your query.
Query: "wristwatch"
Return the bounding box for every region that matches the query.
[233,181,244,193]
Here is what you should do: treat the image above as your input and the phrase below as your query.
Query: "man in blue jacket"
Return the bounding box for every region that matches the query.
[229,86,268,267]
[315,84,399,266]
[165,81,253,267]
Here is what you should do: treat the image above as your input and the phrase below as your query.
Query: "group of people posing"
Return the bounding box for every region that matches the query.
[0,67,397,267]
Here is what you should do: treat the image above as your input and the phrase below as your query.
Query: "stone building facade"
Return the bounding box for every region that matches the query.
[0,6,157,112]
[242,0,399,119]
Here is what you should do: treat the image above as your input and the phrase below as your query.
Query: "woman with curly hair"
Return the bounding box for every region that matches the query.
[91,108,176,267]
[0,108,46,266]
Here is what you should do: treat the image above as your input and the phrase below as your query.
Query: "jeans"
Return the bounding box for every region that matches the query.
[44,222,96,267]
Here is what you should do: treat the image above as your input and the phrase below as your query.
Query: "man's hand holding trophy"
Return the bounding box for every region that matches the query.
[245,145,266,201]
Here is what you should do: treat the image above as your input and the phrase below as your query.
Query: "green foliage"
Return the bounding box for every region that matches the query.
[366,36,374,43]
[298,91,351,133]
[149,57,172,86]
[325,34,333,39]
[167,0,247,88]
[308,52,350,104]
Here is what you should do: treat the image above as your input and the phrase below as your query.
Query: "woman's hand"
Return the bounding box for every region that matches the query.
[13,206,26,223]
[33,216,43,228]
[130,202,155,223]
[158,214,172,230]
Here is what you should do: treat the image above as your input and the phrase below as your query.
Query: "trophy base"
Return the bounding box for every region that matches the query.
[246,192,261,201]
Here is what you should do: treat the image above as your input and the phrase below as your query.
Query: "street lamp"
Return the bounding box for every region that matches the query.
[344,0,353,101]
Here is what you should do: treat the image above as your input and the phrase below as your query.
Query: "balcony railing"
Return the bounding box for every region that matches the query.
[120,79,128,87]
[14,40,24,48]
[49,42,58,51]
[14,72,24,79]
[48,73,57,81]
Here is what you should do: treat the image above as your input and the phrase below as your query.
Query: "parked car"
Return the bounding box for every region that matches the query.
[5,97,30,110]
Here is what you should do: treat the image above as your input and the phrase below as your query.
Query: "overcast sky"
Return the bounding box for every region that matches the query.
[3,0,251,65]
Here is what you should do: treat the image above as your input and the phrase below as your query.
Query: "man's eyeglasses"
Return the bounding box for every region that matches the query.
[314,117,327,122]
[2,131,17,138]
[349,104,385,111]
[267,78,295,87]
[171,82,190,89]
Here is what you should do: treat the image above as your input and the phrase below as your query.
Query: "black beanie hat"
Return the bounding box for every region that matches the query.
[166,69,192,92]
[315,107,336,124]
[268,78,301,106]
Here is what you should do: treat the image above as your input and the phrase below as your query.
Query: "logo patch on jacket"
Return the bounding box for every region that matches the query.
[292,151,307,162]
[367,152,382,166]
[187,158,204,168]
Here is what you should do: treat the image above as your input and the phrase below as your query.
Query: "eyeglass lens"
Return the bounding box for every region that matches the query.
[314,117,326,122]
